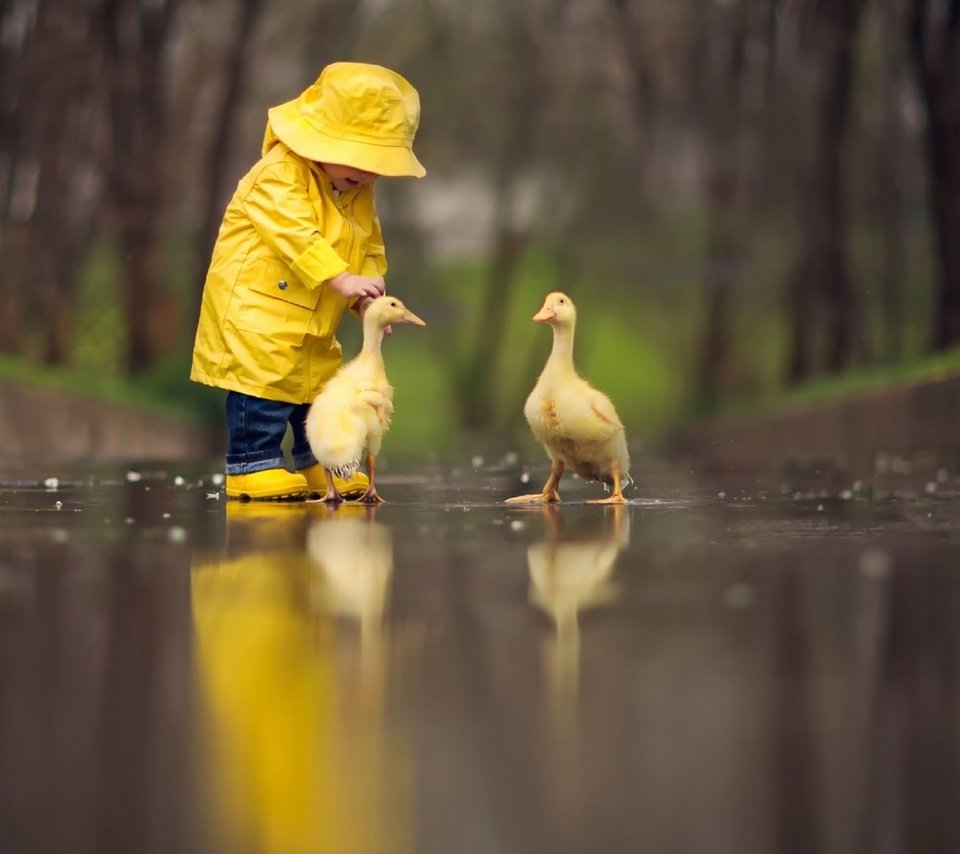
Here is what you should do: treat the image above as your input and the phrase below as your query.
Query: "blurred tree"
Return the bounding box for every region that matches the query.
[693,0,756,412]
[786,0,866,382]
[456,0,565,431]
[0,0,30,353]
[191,0,266,315]
[300,0,362,71]
[0,0,99,362]
[875,2,909,362]
[607,0,657,142]
[97,0,182,375]
[906,0,960,349]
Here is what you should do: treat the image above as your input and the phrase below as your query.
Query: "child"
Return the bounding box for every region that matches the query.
[190,62,426,500]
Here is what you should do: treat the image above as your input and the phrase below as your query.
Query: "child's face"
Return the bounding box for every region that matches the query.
[320,163,379,192]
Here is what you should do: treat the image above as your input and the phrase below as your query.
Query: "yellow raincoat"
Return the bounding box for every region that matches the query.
[190,131,387,403]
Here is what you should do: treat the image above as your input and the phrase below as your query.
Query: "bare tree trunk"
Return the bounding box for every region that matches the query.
[907,0,960,350]
[696,0,753,413]
[192,0,266,316]
[0,0,37,354]
[0,0,24,222]
[787,0,865,382]
[460,213,529,430]
[878,3,907,362]
[457,1,552,431]
[607,0,657,142]
[32,0,98,364]
[787,259,816,382]
[98,0,181,375]
[1,0,98,363]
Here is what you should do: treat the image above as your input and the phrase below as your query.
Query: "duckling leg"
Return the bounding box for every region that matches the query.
[318,468,344,504]
[506,460,564,504]
[587,462,628,505]
[358,453,384,504]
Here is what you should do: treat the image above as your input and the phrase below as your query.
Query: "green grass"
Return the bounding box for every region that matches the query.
[0,352,222,426]
[714,343,960,422]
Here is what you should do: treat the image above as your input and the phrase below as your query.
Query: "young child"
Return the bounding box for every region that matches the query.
[190,62,426,500]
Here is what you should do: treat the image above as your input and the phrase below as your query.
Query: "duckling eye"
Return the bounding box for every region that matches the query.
[558,298,565,304]
[390,300,398,307]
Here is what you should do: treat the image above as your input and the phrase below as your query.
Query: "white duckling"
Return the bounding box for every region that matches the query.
[507,292,631,504]
[306,295,425,503]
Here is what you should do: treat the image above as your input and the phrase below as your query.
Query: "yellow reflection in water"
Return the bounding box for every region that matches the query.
[527,505,629,733]
[308,509,393,716]
[191,502,410,854]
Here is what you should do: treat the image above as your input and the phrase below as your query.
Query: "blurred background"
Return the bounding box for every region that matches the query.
[1,0,958,460]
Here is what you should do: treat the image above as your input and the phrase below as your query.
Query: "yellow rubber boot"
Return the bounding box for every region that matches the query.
[299,463,369,500]
[225,468,308,501]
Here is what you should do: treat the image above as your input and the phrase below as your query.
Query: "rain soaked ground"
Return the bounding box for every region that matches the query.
[1,456,960,854]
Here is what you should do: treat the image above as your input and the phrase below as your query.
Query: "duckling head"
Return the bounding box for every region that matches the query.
[366,295,426,329]
[533,291,576,326]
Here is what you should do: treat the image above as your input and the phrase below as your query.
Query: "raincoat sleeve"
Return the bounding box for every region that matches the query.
[360,214,388,278]
[240,161,348,289]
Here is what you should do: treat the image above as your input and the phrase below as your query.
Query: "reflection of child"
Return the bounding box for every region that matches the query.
[190,62,425,500]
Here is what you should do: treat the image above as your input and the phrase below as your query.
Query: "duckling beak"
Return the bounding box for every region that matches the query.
[533,306,556,322]
[400,309,426,327]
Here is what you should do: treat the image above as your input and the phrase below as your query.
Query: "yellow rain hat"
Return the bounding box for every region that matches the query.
[265,62,425,178]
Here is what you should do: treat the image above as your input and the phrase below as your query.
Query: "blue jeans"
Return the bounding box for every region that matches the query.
[224,392,317,475]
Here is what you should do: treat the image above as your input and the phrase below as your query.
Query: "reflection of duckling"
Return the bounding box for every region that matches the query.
[507,292,631,505]
[308,510,393,624]
[308,509,394,710]
[306,296,426,504]
[528,505,629,727]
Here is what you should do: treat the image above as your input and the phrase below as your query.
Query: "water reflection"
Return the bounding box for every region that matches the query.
[190,502,410,854]
[527,505,629,736]
[308,508,393,714]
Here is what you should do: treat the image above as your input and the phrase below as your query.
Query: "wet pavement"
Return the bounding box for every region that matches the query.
[1,458,960,854]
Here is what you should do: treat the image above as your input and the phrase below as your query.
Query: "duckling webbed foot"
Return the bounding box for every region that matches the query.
[506,461,564,504]
[586,468,628,505]
[586,494,627,505]
[317,468,344,504]
[505,490,561,504]
[357,453,384,503]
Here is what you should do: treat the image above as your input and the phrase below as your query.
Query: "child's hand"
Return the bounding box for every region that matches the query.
[325,272,385,300]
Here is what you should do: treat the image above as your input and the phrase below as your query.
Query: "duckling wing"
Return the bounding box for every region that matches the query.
[587,386,625,431]
[556,383,624,444]
[357,377,394,429]
[354,380,393,458]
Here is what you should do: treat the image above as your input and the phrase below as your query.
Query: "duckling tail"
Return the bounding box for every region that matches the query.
[331,461,361,480]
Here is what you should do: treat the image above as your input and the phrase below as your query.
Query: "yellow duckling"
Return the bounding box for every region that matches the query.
[507,292,631,504]
[528,505,628,732]
[308,510,394,711]
[306,295,425,503]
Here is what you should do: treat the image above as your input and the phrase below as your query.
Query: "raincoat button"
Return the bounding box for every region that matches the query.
[278,280,288,290]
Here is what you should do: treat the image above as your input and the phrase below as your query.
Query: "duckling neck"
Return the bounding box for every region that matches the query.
[547,322,575,372]
[360,316,387,362]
